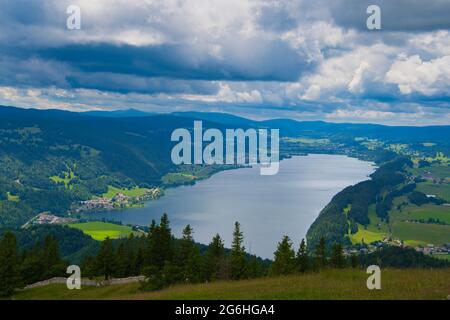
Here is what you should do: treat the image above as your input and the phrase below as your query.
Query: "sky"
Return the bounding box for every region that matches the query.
[0,0,449,125]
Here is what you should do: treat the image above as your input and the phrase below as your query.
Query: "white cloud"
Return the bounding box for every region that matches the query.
[386,54,450,95]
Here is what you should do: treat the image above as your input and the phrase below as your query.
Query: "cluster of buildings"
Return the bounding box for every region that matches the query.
[76,194,128,212]
[32,212,77,225]
[415,243,450,257]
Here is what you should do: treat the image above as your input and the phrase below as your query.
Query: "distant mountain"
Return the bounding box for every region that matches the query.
[83,108,155,118]
[172,111,255,126]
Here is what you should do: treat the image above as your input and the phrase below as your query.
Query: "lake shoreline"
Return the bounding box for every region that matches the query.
[89,154,375,259]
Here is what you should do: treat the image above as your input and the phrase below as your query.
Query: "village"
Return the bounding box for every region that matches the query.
[74,187,164,213]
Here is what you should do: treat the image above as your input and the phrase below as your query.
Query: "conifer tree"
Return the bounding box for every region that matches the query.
[96,237,115,280]
[350,253,359,268]
[178,224,201,282]
[270,235,296,275]
[114,242,129,278]
[0,232,21,296]
[146,214,174,269]
[203,233,225,281]
[41,235,66,278]
[330,243,345,268]
[296,238,309,273]
[230,222,248,280]
[315,236,327,269]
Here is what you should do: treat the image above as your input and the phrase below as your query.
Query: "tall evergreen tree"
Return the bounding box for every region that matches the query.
[270,235,296,275]
[0,232,21,296]
[296,238,309,273]
[203,233,225,281]
[315,236,327,269]
[230,222,247,280]
[147,214,173,269]
[114,242,129,278]
[178,224,201,282]
[41,235,66,278]
[179,224,194,263]
[96,237,115,280]
[330,243,345,268]
[350,253,359,268]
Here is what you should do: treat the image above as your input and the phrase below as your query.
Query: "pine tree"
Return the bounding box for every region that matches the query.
[41,235,65,278]
[114,242,129,278]
[159,213,173,264]
[315,236,327,269]
[147,214,173,269]
[0,232,21,296]
[330,243,345,268]
[230,222,247,280]
[96,237,115,280]
[350,253,359,268]
[270,235,296,275]
[296,238,309,273]
[178,224,201,282]
[179,224,194,263]
[203,233,225,281]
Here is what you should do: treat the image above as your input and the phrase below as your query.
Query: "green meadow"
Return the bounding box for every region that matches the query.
[66,221,136,241]
[350,205,388,244]
[391,221,450,246]
[416,182,450,202]
[102,186,150,199]
[12,268,450,300]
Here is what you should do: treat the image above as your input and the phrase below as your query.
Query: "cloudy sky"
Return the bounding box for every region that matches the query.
[0,0,449,125]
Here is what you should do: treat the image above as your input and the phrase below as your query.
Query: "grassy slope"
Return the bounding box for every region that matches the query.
[350,205,388,244]
[391,222,450,246]
[66,221,135,241]
[102,186,150,199]
[13,269,450,300]
[416,182,450,202]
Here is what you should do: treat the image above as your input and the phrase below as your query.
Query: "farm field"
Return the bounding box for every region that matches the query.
[410,164,450,180]
[416,182,450,202]
[161,172,197,185]
[12,268,450,300]
[400,204,450,224]
[102,186,150,199]
[66,221,136,241]
[391,221,450,246]
[350,205,388,244]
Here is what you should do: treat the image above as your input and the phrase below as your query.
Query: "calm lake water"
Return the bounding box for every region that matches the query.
[92,154,375,258]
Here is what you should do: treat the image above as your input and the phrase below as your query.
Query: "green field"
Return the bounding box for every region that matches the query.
[401,204,450,224]
[410,164,450,180]
[391,221,450,246]
[12,269,450,300]
[350,205,388,244]
[416,182,450,202]
[6,192,19,202]
[161,172,197,185]
[102,186,150,199]
[66,221,135,241]
[50,168,75,189]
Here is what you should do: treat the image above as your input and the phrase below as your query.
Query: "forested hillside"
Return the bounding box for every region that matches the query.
[1,106,449,231]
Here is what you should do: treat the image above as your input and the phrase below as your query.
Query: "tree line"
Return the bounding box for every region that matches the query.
[1,213,448,297]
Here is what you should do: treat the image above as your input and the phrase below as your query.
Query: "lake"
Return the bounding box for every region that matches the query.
[92,154,375,258]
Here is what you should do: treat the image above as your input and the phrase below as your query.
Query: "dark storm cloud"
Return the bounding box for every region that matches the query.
[328,0,450,31]
[35,41,308,82]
